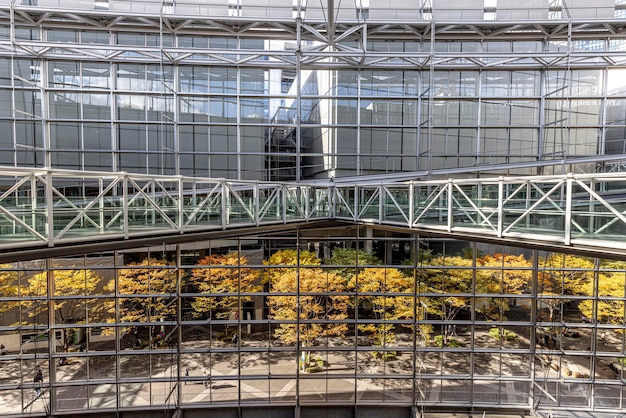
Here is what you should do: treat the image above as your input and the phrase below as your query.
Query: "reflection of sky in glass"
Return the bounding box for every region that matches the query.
[608,69,626,95]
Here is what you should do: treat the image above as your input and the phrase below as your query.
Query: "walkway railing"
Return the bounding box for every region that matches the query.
[333,172,626,251]
[1,167,625,253]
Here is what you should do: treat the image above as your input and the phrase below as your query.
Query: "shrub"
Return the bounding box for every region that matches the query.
[371,351,396,361]
[489,327,517,341]
[433,335,460,347]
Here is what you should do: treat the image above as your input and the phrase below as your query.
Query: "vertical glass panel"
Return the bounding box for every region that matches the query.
[83,63,110,89]
[119,382,149,407]
[570,70,602,96]
[49,61,80,88]
[240,68,266,94]
[210,97,237,122]
[49,92,80,119]
[179,96,209,122]
[117,95,145,120]
[118,124,145,150]
[210,67,237,94]
[83,93,110,119]
[50,123,80,150]
[14,89,41,117]
[117,64,146,90]
[608,68,626,95]
[47,30,78,43]
[0,58,10,86]
[240,98,267,122]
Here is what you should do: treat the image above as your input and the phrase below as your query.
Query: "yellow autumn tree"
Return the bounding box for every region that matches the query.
[422,255,472,346]
[421,255,497,345]
[262,248,320,284]
[22,268,103,347]
[266,249,349,347]
[579,269,625,328]
[349,267,418,349]
[478,253,533,319]
[0,263,20,317]
[105,258,177,334]
[541,254,595,295]
[190,253,260,319]
[538,254,595,321]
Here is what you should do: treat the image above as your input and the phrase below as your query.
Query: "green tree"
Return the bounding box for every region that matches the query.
[190,253,260,319]
[327,247,381,279]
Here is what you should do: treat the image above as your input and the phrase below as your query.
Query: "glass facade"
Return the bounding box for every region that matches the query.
[1,1,626,417]
[0,1,626,181]
[2,237,626,417]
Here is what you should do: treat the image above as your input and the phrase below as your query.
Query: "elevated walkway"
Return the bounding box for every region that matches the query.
[0,167,625,261]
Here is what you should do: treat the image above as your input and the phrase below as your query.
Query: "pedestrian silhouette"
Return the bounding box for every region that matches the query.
[33,369,43,397]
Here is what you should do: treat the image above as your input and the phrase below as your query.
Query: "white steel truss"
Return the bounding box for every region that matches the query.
[1,167,626,256]
[2,4,626,70]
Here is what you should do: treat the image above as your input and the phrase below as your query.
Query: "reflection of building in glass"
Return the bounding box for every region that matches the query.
[2,1,626,417]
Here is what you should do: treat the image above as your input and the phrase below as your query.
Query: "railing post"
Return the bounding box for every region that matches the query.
[378,184,383,224]
[254,182,260,226]
[122,174,129,239]
[221,180,228,229]
[99,177,105,234]
[447,179,453,232]
[409,181,414,227]
[46,170,53,247]
[329,185,335,218]
[282,184,287,223]
[498,177,504,238]
[304,186,310,220]
[565,174,573,246]
[354,185,358,223]
[178,177,184,234]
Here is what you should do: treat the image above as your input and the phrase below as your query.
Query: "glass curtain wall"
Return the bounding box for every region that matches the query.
[0,9,624,181]
[1,233,626,416]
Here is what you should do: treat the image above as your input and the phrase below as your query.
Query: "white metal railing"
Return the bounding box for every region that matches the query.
[1,167,626,253]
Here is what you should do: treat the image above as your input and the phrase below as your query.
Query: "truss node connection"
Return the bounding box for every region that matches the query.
[1,167,625,255]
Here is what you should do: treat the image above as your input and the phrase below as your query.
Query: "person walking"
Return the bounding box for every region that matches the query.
[33,369,43,397]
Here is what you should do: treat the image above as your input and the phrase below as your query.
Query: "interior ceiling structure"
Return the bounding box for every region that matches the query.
[2,3,626,70]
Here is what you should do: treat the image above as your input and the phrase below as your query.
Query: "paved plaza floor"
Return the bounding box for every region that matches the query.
[1,326,623,417]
